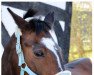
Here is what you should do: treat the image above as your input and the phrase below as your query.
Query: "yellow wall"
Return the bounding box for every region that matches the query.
[69,2,92,61]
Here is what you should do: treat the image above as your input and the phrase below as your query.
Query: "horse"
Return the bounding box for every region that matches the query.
[2,8,92,75]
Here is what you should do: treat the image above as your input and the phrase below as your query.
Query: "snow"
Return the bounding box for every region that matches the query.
[1,5,26,36]
[59,21,65,31]
[0,44,4,58]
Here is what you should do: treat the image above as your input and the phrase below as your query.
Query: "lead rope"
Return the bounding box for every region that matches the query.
[15,27,36,75]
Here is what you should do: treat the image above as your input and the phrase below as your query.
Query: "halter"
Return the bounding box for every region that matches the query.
[15,27,71,75]
[15,27,36,75]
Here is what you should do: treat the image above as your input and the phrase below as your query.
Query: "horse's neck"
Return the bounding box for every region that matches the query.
[4,34,16,58]
[2,34,19,75]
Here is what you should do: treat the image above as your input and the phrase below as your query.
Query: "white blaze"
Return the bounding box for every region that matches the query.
[40,37,63,70]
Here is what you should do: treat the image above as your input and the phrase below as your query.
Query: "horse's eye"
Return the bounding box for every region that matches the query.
[34,50,44,57]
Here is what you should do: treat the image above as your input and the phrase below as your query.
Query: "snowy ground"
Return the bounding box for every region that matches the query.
[0,2,66,58]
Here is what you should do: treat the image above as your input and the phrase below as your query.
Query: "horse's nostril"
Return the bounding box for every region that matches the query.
[34,50,44,57]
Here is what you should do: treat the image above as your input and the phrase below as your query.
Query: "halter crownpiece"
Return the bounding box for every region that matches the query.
[15,27,36,75]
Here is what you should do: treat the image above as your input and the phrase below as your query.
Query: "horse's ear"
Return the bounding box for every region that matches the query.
[7,8,28,29]
[44,12,54,27]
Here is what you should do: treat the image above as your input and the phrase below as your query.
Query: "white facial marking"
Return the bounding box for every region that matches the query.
[40,37,63,70]
[25,16,45,22]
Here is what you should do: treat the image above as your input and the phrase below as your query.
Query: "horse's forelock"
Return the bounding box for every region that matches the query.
[23,10,54,35]
[23,19,51,35]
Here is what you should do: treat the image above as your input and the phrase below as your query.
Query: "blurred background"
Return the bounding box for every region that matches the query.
[1,1,92,64]
[69,2,92,61]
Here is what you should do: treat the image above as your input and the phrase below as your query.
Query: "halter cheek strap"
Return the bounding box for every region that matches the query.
[15,27,36,75]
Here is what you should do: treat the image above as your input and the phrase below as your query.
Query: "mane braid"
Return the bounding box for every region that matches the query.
[25,19,51,35]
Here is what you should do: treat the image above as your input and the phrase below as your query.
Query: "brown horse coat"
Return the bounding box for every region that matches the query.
[64,58,92,75]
